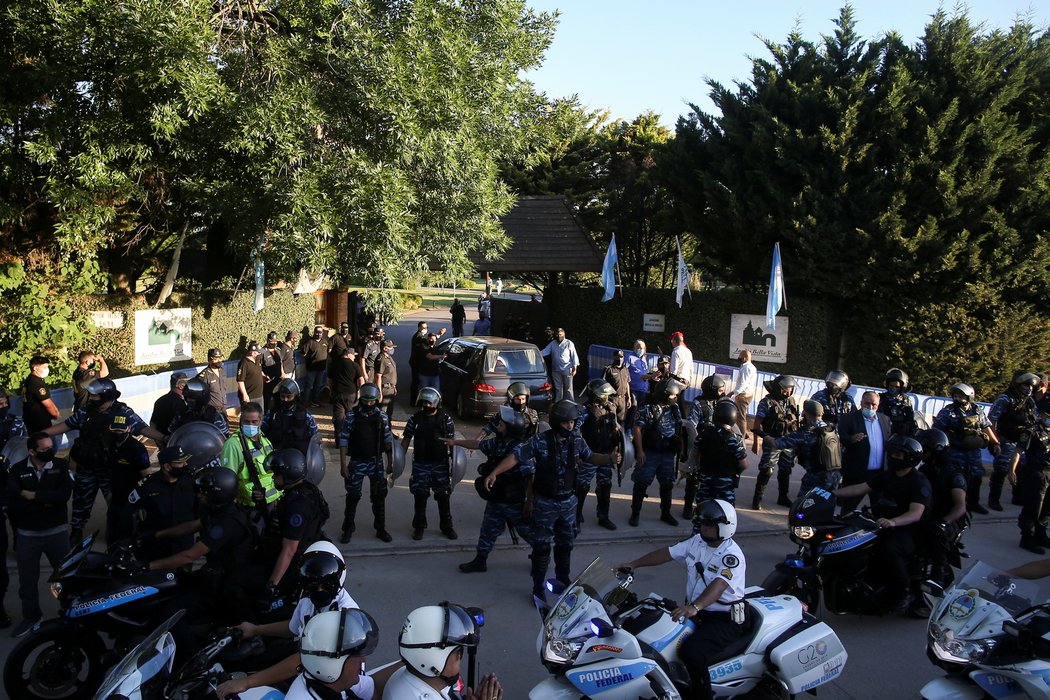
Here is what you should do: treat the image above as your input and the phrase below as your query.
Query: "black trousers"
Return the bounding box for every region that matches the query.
[876,528,916,600]
[680,610,745,700]
[1019,467,1050,534]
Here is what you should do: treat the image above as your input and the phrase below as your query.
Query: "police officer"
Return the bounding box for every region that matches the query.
[338,383,394,543]
[43,378,166,544]
[237,341,265,406]
[693,400,748,510]
[21,355,59,434]
[450,407,531,574]
[373,339,398,420]
[71,350,109,409]
[749,375,800,509]
[768,400,841,497]
[262,379,319,457]
[683,374,728,519]
[879,368,918,436]
[987,372,1040,511]
[329,344,365,440]
[810,370,856,427]
[834,436,931,613]
[1010,413,1050,554]
[576,380,621,531]
[292,609,382,700]
[198,348,229,412]
[486,400,618,599]
[602,350,633,423]
[401,388,457,541]
[301,325,329,407]
[169,377,230,440]
[476,382,538,440]
[631,379,685,527]
[151,372,188,434]
[128,444,198,560]
[360,325,383,378]
[260,332,284,414]
[262,449,330,598]
[278,331,298,381]
[933,383,1001,515]
[219,401,279,519]
[917,429,967,588]
[0,387,27,627]
[618,500,746,700]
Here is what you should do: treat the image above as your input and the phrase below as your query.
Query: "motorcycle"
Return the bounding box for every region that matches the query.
[921,561,1050,700]
[529,557,848,699]
[762,487,966,616]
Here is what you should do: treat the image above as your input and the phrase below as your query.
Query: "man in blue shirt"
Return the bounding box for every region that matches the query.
[540,328,580,402]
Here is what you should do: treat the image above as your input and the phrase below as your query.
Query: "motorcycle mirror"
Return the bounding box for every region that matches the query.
[589,618,615,638]
[919,581,945,599]
[546,579,566,596]
[1002,619,1023,639]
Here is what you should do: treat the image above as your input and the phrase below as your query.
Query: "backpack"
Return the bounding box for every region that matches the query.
[817,425,842,471]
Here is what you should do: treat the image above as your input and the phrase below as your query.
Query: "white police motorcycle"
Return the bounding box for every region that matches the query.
[529,557,848,699]
[922,561,1050,699]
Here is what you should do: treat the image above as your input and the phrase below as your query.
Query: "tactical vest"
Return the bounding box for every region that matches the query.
[71,402,132,468]
[267,405,313,456]
[412,410,451,463]
[879,393,915,435]
[761,398,798,438]
[533,432,577,498]
[997,396,1037,442]
[697,426,738,477]
[348,409,382,460]
[642,404,682,453]
[946,406,987,450]
[581,402,618,452]
[277,482,329,551]
[1027,427,1050,470]
[693,399,715,429]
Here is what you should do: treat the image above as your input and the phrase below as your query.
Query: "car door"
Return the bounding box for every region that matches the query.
[437,340,472,399]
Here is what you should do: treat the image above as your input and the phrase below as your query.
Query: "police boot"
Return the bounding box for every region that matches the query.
[628,483,646,527]
[1020,530,1046,555]
[340,496,359,544]
[659,485,679,527]
[436,493,457,540]
[776,474,792,508]
[574,484,589,531]
[1037,526,1050,548]
[553,544,573,588]
[531,544,552,599]
[411,493,428,540]
[988,477,1004,512]
[752,470,771,511]
[372,497,392,543]
[459,554,488,573]
[595,484,617,530]
[968,476,989,515]
[682,474,698,520]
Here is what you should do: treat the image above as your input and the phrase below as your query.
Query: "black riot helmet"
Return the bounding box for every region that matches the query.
[886,435,923,471]
[194,467,238,509]
[767,375,796,399]
[498,405,528,440]
[656,378,684,404]
[549,400,581,426]
[358,383,381,405]
[825,370,850,396]
[507,382,530,400]
[274,378,301,399]
[700,374,727,400]
[713,399,738,428]
[266,448,308,488]
[583,379,615,403]
[416,387,442,408]
[884,368,910,394]
[87,378,121,404]
[917,428,950,463]
[1011,372,1040,398]
[183,378,208,410]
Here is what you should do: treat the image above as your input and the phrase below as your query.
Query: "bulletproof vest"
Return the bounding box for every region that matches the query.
[520,407,540,439]
[533,431,577,498]
[277,483,328,550]
[946,406,987,449]
[998,396,1037,442]
[412,410,451,463]
[697,426,738,477]
[693,399,716,429]
[203,504,256,572]
[879,393,915,435]
[643,404,682,453]
[822,394,851,424]
[348,409,382,460]
[1028,426,1050,470]
[267,404,312,455]
[72,402,132,468]
[581,402,618,452]
[761,398,798,438]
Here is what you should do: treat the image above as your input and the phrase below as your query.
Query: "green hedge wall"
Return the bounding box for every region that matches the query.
[67,290,317,379]
[493,287,836,378]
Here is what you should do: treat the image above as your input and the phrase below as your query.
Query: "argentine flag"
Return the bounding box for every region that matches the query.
[601,233,618,302]
[766,242,786,329]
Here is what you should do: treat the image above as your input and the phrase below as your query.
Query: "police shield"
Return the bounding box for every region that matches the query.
[682,420,699,471]
[0,436,27,468]
[388,439,406,481]
[305,434,326,485]
[168,421,225,472]
[536,420,551,435]
[619,430,636,479]
[450,445,468,491]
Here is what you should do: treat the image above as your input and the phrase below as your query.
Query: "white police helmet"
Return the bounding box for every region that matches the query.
[303,540,347,586]
[695,499,738,543]
[399,602,481,681]
[299,608,379,684]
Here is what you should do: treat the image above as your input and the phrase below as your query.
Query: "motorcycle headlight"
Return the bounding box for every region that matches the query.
[929,625,1002,664]
[792,526,815,540]
[50,582,63,599]
[543,637,584,665]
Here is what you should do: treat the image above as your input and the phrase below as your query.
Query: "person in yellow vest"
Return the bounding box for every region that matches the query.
[220,402,279,510]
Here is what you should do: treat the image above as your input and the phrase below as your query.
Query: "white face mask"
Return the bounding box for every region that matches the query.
[40,367,50,378]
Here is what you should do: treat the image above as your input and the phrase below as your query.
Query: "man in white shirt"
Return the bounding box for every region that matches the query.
[540,328,580,401]
[730,350,758,439]
[669,332,694,387]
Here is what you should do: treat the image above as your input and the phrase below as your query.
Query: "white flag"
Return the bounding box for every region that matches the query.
[675,237,691,308]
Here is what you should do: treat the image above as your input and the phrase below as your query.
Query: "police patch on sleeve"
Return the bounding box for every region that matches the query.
[38,387,47,396]
[722,554,740,569]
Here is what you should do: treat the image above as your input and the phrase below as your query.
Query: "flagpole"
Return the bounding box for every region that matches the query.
[615,259,623,297]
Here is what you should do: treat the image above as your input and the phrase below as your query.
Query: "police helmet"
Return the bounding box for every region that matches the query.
[700,374,727,399]
[299,548,347,607]
[86,378,121,403]
[507,382,530,400]
[498,405,528,439]
[169,372,189,390]
[949,383,976,403]
[274,378,301,398]
[266,448,308,486]
[583,380,615,402]
[358,383,381,404]
[417,387,442,408]
[300,609,379,684]
[825,370,850,395]
[886,435,923,469]
[398,603,481,680]
[183,378,208,409]
[657,378,684,403]
[772,375,796,397]
[1012,372,1041,395]
[917,428,950,458]
[194,467,238,509]
[803,399,824,418]
[712,399,738,428]
[696,499,737,543]
[885,368,910,391]
[549,400,581,425]
[301,541,347,586]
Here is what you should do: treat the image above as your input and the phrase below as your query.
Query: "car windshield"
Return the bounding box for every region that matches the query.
[484,348,543,374]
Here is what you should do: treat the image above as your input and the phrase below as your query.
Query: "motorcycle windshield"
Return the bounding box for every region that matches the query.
[939,561,1040,618]
[545,558,623,638]
[49,531,96,583]
[94,610,183,700]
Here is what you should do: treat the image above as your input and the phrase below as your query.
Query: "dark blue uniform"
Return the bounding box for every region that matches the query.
[576,400,620,528]
[775,419,841,496]
[810,389,856,426]
[695,425,747,508]
[988,392,1038,507]
[337,405,393,538]
[128,471,198,559]
[0,413,27,607]
[752,396,799,506]
[403,409,457,538]
[933,402,991,509]
[879,391,917,436]
[472,436,530,558]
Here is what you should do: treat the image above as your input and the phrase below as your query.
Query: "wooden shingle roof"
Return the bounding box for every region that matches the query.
[471,196,603,272]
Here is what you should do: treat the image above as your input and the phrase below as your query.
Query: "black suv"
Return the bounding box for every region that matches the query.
[435,336,552,418]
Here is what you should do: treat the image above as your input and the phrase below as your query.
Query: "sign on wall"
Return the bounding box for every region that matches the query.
[642,313,665,333]
[135,309,192,365]
[730,314,788,364]
[92,311,125,329]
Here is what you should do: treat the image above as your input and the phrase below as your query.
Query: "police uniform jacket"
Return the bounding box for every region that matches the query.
[989,392,1038,443]
[933,403,992,450]
[775,419,828,471]
[374,353,397,400]
[65,401,149,469]
[151,392,186,434]
[197,366,228,412]
[6,456,73,532]
[809,389,856,426]
[403,410,455,463]
[635,403,682,453]
[262,404,319,456]
[129,470,198,556]
[21,373,54,434]
[696,425,746,478]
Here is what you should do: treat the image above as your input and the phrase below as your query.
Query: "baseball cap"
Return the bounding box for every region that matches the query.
[670,331,684,341]
[158,445,193,464]
[382,339,397,348]
[208,348,223,359]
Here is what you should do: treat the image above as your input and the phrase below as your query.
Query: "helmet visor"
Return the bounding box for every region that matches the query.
[302,609,379,660]
[444,605,481,647]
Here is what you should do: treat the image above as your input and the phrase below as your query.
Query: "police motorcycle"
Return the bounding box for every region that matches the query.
[920,561,1050,700]
[529,557,848,699]
[762,488,965,616]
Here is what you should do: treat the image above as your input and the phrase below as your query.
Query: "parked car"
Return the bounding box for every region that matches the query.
[434,337,552,418]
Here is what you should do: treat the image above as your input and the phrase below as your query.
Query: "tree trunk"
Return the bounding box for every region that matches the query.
[155,222,189,307]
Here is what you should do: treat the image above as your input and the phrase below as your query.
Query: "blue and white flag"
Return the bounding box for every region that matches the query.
[253,258,265,312]
[766,242,786,329]
[601,233,618,302]
[675,237,691,308]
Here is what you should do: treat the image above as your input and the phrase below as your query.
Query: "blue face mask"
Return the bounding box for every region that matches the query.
[861,407,876,419]
[242,424,261,438]
[634,349,644,357]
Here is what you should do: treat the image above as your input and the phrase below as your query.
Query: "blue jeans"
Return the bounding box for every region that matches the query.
[419,375,440,392]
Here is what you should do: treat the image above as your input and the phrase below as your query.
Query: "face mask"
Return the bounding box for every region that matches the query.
[861,407,876,419]
[952,398,968,408]
[888,456,910,472]
[385,348,395,356]
[242,424,261,438]
[423,406,437,414]
[887,386,902,396]
[634,349,644,357]
[0,406,7,419]
[307,588,337,609]
[40,367,50,378]
[557,425,574,438]
[34,448,57,463]
[88,400,104,413]
[168,465,187,478]
[314,332,322,339]
[1019,386,1033,398]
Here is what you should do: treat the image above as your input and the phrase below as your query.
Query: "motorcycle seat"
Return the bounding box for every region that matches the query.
[705,605,760,666]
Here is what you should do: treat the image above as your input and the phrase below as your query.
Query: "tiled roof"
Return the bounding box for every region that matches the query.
[471,196,603,272]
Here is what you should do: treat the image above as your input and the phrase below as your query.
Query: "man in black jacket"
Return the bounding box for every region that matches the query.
[837,391,891,513]
[7,433,73,637]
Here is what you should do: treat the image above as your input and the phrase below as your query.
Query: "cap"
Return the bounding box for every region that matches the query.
[157,445,193,464]
[208,348,223,359]
[670,331,684,341]
[340,322,350,330]
[246,341,260,353]
[267,331,278,340]
[382,339,397,348]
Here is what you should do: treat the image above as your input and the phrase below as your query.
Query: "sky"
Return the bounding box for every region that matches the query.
[524,0,1050,127]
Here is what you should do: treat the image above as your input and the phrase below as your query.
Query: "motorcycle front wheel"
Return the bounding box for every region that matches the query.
[3,625,105,700]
